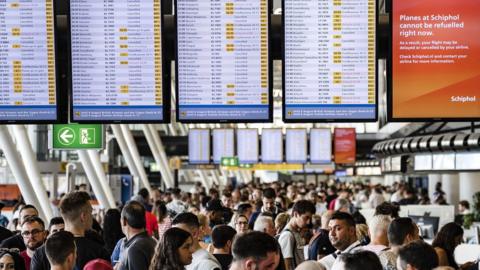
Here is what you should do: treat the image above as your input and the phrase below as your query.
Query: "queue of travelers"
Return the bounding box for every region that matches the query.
[0,179,477,270]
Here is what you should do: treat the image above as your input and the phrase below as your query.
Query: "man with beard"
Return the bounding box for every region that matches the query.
[319,212,363,270]
[20,216,48,270]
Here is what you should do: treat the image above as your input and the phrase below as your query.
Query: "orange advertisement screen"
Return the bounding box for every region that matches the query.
[391,0,480,119]
[334,128,356,164]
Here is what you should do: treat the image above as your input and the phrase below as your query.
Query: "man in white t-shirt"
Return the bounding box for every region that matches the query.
[278,200,316,270]
[319,212,363,270]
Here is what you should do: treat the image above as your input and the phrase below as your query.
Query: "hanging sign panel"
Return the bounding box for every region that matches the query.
[237,129,259,164]
[0,0,58,123]
[389,0,480,120]
[310,128,332,164]
[188,129,210,164]
[286,129,307,164]
[212,129,235,164]
[176,0,272,122]
[334,128,356,164]
[261,129,283,164]
[70,0,168,122]
[283,0,376,121]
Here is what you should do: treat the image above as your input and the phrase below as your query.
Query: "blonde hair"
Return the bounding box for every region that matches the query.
[275,212,290,231]
[356,224,369,241]
[197,213,208,227]
[368,214,392,238]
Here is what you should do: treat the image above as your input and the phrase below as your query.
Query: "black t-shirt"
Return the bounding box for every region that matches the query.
[0,226,13,243]
[213,254,232,270]
[0,233,26,251]
[31,236,110,270]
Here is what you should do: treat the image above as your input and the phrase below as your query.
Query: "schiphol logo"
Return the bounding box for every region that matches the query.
[58,127,75,145]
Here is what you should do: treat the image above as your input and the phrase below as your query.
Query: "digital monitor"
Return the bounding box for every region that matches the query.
[286,129,307,164]
[334,128,356,164]
[261,129,283,163]
[391,156,403,172]
[310,129,332,164]
[455,152,480,170]
[70,0,168,122]
[432,153,455,170]
[212,129,235,164]
[409,215,440,239]
[0,0,58,123]
[389,0,480,121]
[176,0,272,122]
[188,129,210,164]
[283,0,377,121]
[237,129,259,164]
[414,154,433,171]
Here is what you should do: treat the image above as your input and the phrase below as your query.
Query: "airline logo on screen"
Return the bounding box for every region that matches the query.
[451,96,476,103]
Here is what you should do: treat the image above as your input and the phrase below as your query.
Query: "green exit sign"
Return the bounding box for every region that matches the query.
[50,124,104,150]
[221,157,239,167]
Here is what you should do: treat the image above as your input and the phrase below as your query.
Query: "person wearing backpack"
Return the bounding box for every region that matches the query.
[278,200,315,270]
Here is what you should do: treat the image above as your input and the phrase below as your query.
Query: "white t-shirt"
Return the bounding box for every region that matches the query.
[278,224,305,268]
[186,248,222,270]
[319,241,363,270]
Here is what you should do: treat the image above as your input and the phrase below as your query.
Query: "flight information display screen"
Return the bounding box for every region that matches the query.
[286,129,307,164]
[212,129,235,164]
[0,0,57,122]
[188,129,210,164]
[261,129,283,163]
[310,128,332,164]
[70,0,166,122]
[283,0,376,121]
[237,129,258,164]
[176,0,271,122]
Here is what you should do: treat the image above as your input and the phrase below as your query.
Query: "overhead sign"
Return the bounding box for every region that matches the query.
[334,128,356,164]
[51,124,104,149]
[70,0,167,122]
[0,0,57,123]
[390,0,480,120]
[176,0,272,122]
[283,0,376,121]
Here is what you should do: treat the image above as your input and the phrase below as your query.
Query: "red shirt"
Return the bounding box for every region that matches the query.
[145,212,159,236]
[20,250,31,270]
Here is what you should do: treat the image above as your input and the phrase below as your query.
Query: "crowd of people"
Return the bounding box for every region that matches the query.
[0,179,477,270]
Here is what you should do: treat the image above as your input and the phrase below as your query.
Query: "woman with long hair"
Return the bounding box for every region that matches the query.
[150,227,194,270]
[102,209,125,255]
[432,222,464,268]
[0,249,26,270]
[154,200,171,239]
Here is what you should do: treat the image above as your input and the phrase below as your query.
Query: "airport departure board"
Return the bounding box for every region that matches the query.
[286,129,307,163]
[189,129,210,164]
[70,0,166,122]
[310,128,332,164]
[237,129,258,164]
[213,129,235,164]
[0,0,57,122]
[176,0,271,122]
[261,129,283,163]
[283,0,376,121]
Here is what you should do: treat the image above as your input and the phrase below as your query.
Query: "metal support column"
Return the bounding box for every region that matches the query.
[142,124,173,188]
[87,150,116,208]
[0,126,47,221]
[78,150,110,209]
[147,124,174,186]
[111,125,141,192]
[11,125,53,220]
[120,124,152,192]
[198,170,210,190]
